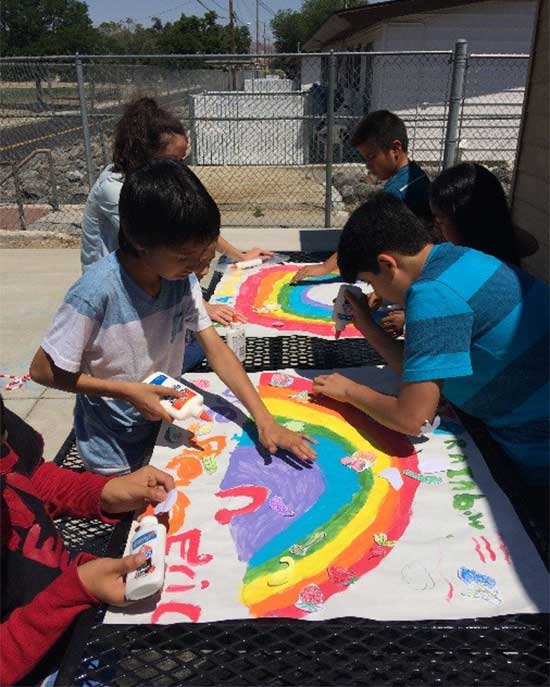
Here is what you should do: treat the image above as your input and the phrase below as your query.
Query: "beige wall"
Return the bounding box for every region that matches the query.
[511,0,549,281]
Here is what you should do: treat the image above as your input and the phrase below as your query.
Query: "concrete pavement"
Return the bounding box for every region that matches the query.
[0,227,340,459]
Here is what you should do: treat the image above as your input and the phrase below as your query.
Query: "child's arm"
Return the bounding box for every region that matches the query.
[30,348,181,424]
[31,462,174,521]
[291,252,338,284]
[216,236,274,262]
[0,551,146,686]
[196,327,317,461]
[341,289,405,373]
[312,375,441,436]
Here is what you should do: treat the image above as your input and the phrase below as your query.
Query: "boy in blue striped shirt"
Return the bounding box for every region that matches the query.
[313,193,549,484]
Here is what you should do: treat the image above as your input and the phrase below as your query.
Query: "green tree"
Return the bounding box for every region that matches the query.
[158,11,250,55]
[271,0,365,53]
[0,0,100,55]
[96,19,160,54]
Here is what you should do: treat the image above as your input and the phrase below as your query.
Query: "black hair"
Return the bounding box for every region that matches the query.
[430,162,520,265]
[119,159,220,253]
[337,192,432,282]
[350,110,408,151]
[112,97,187,174]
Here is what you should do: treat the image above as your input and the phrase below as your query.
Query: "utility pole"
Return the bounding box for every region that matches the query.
[256,0,260,54]
[263,21,266,54]
[228,0,236,54]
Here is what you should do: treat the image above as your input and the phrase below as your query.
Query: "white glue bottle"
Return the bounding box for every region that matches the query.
[333,284,364,339]
[226,315,246,361]
[125,515,166,601]
[230,257,263,270]
[142,372,210,421]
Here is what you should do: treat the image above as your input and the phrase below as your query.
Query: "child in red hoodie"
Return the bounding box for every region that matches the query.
[0,395,174,686]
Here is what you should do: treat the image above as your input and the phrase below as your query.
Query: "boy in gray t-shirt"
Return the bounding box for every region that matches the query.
[31,161,316,474]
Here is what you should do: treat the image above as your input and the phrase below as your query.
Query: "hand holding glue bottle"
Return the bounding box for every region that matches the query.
[332,284,364,339]
[142,372,210,422]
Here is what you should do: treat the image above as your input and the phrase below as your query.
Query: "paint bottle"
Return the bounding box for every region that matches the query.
[226,315,246,362]
[125,515,166,601]
[143,372,210,421]
[230,257,263,270]
[332,284,363,339]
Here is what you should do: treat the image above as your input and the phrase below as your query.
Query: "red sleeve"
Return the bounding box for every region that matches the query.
[29,462,120,523]
[0,555,98,686]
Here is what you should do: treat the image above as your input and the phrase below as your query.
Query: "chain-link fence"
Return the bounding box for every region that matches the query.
[0,46,529,233]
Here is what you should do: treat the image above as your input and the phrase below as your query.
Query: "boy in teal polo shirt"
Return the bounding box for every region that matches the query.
[292,110,431,283]
[313,193,549,485]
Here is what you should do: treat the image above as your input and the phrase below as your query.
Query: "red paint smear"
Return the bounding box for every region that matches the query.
[214,485,270,525]
[200,580,210,589]
[165,584,195,593]
[498,535,512,564]
[151,602,201,624]
[472,537,486,563]
[168,564,196,579]
[481,535,496,561]
[234,265,361,338]
[166,528,213,565]
[446,582,454,602]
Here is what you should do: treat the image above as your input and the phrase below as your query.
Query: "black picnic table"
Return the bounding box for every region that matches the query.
[54,252,549,686]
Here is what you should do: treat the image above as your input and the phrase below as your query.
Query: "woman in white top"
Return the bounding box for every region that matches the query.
[81,96,273,324]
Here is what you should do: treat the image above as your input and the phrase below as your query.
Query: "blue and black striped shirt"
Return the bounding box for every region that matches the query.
[404,243,549,474]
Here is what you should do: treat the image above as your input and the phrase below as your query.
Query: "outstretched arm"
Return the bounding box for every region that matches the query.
[196,326,317,461]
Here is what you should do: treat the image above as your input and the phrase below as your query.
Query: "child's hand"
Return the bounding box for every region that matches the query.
[257,419,317,461]
[344,289,374,332]
[367,290,383,311]
[291,263,329,284]
[126,382,181,423]
[312,373,355,403]
[77,553,147,606]
[381,310,405,337]
[241,247,274,261]
[206,302,246,326]
[100,465,175,514]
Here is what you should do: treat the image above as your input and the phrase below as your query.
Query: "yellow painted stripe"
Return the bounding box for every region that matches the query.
[241,396,392,606]
[0,124,83,152]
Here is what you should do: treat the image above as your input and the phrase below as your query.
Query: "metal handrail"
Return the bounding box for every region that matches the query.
[0,148,59,230]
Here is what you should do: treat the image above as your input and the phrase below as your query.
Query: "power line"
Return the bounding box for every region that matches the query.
[258,1,275,17]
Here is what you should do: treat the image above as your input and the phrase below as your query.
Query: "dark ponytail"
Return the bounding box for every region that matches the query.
[112,97,187,174]
[430,163,520,266]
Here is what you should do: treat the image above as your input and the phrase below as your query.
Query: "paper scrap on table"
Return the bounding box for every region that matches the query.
[378,467,404,490]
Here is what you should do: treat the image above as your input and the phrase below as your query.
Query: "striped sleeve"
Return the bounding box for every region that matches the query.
[403,280,474,383]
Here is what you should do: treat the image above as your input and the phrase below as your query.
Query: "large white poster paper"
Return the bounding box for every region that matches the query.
[105,368,549,625]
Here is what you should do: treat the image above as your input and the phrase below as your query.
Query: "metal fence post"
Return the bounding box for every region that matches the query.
[75,54,95,189]
[443,39,468,169]
[324,50,336,228]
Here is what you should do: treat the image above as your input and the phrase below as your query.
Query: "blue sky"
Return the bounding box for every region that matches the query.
[84,0,303,36]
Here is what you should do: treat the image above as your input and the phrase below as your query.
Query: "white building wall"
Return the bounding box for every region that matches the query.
[321,0,536,164]
[191,92,307,165]
[511,0,548,281]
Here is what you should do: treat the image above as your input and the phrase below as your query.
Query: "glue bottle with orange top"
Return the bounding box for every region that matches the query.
[226,314,246,362]
[143,372,210,421]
